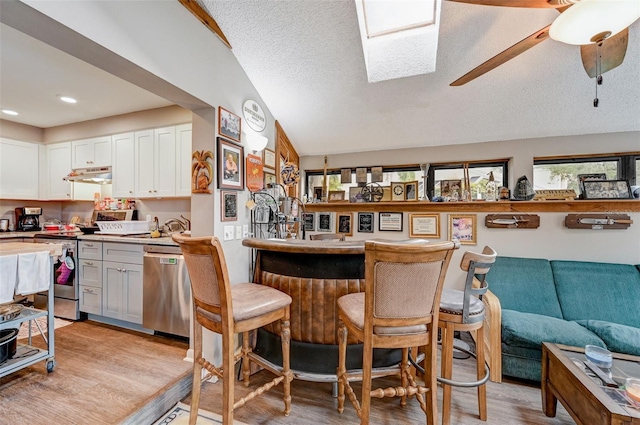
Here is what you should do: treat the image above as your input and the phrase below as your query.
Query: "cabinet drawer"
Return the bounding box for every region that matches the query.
[78,241,102,260]
[78,259,102,287]
[103,243,144,264]
[79,285,102,315]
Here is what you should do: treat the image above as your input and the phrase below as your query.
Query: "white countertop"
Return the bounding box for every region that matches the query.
[0,230,178,246]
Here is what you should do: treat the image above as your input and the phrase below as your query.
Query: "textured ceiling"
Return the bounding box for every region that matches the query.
[201,0,640,156]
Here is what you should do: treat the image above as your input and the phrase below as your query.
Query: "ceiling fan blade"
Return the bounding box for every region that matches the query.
[447,0,567,8]
[580,28,628,78]
[450,25,550,86]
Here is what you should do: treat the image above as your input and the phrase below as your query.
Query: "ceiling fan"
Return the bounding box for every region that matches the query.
[449,0,640,86]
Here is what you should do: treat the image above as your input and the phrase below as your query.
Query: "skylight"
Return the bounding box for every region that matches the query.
[355,0,442,83]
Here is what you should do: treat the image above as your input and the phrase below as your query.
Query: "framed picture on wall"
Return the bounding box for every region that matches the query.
[448,214,477,245]
[303,213,315,231]
[404,181,418,201]
[217,137,244,190]
[317,212,333,232]
[379,212,403,231]
[218,107,241,142]
[263,148,276,170]
[582,180,632,199]
[358,212,374,233]
[409,214,439,238]
[221,191,238,221]
[336,213,353,236]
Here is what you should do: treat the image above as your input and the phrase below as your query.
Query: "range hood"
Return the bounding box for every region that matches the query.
[64,166,112,184]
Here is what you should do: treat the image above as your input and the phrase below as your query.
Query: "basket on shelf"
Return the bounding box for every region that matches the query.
[96,220,150,235]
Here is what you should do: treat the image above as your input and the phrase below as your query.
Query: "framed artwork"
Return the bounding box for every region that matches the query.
[391,182,405,201]
[263,148,276,170]
[371,166,383,183]
[341,168,352,184]
[337,213,353,236]
[582,180,632,199]
[191,150,213,194]
[313,186,323,202]
[379,212,403,231]
[217,137,244,190]
[409,214,440,238]
[441,179,462,199]
[577,173,607,195]
[218,106,241,143]
[221,191,238,221]
[356,167,368,183]
[448,214,477,245]
[264,171,277,188]
[349,186,363,203]
[317,212,333,232]
[404,181,418,201]
[302,212,315,231]
[381,186,391,202]
[245,153,264,192]
[358,212,374,233]
[328,190,346,202]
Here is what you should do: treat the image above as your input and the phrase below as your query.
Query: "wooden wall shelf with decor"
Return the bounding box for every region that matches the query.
[303,200,640,214]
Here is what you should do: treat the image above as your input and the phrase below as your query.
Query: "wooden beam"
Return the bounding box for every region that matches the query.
[178,0,231,49]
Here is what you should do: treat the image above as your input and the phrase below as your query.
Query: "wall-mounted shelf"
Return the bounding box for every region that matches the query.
[485,214,540,229]
[565,214,633,230]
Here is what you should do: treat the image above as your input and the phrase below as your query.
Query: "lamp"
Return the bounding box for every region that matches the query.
[243,130,268,153]
[549,0,640,45]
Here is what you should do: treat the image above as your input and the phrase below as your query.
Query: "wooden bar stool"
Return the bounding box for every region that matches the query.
[309,233,346,241]
[172,234,293,425]
[438,246,497,425]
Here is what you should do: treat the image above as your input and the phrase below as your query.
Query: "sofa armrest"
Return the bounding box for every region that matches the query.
[473,277,502,383]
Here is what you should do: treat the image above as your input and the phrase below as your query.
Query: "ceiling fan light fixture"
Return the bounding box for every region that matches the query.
[549,0,640,45]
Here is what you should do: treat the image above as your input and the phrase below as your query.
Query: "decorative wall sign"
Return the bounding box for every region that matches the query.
[217,137,244,190]
[341,168,352,184]
[448,214,477,245]
[218,107,241,142]
[379,212,403,231]
[371,166,383,183]
[191,150,213,194]
[358,212,374,233]
[221,191,238,221]
[303,213,315,231]
[245,153,264,192]
[565,214,633,230]
[409,214,440,238]
[485,214,540,229]
[337,213,353,236]
[317,212,333,232]
[356,167,368,183]
[242,100,266,132]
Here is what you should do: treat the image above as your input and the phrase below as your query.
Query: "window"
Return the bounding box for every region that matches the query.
[429,162,507,201]
[533,153,638,194]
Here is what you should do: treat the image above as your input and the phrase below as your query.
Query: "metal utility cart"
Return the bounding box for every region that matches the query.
[0,242,61,376]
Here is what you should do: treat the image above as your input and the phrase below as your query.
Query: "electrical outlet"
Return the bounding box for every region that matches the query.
[235,225,242,239]
[242,224,249,238]
[223,225,234,241]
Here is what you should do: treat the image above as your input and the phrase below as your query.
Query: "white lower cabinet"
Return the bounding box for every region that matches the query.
[78,258,103,315]
[102,243,144,324]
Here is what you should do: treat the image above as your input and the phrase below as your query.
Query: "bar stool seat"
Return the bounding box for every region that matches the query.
[439,289,485,320]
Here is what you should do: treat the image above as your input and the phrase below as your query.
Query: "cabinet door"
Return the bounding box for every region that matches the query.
[79,285,102,315]
[78,259,102,287]
[155,126,177,198]
[175,124,192,197]
[0,138,39,200]
[112,132,135,198]
[46,142,72,200]
[71,139,93,169]
[134,130,155,197]
[102,261,123,320]
[92,136,112,167]
[122,263,143,324]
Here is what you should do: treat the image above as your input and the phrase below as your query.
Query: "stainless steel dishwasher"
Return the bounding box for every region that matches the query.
[143,245,191,338]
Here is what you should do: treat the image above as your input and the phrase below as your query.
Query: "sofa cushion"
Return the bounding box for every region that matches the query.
[501,309,605,350]
[486,257,563,319]
[551,261,640,328]
[575,320,640,356]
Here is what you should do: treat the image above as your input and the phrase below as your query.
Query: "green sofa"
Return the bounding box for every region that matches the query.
[481,256,640,382]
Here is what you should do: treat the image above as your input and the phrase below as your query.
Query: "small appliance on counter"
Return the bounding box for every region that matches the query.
[15,207,42,231]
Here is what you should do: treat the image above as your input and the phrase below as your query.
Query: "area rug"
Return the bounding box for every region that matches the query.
[17,316,73,339]
[153,402,249,425]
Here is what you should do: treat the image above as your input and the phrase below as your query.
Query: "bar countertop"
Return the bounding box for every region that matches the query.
[242,237,367,254]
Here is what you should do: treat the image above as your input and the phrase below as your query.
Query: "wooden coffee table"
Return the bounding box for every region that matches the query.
[542,343,640,425]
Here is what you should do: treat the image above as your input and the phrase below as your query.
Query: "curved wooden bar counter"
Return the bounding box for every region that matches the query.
[242,238,400,380]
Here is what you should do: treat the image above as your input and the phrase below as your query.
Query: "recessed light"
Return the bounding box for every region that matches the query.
[59,96,77,104]
[2,109,19,116]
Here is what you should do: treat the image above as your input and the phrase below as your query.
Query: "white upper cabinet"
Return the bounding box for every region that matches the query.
[175,124,192,197]
[45,142,72,200]
[0,138,39,200]
[111,132,135,198]
[71,136,112,169]
[135,127,176,198]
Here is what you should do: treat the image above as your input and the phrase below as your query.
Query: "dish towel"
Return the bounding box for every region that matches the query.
[0,254,18,304]
[16,251,51,295]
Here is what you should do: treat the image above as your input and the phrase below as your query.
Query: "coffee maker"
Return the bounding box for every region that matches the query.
[15,207,42,231]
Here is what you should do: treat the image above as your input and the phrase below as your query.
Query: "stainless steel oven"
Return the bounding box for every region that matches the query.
[33,233,83,321]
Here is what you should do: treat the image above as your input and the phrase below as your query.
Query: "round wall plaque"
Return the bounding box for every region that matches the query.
[242,100,266,132]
